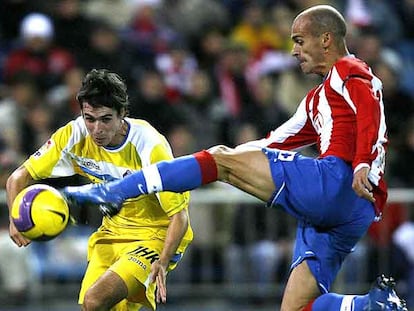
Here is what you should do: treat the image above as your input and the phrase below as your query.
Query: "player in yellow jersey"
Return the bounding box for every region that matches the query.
[6,68,193,310]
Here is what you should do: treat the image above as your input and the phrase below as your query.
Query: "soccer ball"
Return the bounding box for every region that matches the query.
[11,184,70,241]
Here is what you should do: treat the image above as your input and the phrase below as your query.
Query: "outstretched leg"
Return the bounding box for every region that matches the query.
[63,146,277,208]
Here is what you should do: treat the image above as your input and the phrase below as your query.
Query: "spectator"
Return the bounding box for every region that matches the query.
[83,0,144,30]
[158,0,229,47]
[167,123,197,157]
[77,20,137,86]
[344,0,403,46]
[124,3,177,65]
[251,74,290,136]
[240,4,297,88]
[387,117,414,187]
[392,0,414,40]
[180,69,223,149]
[373,55,414,152]
[129,69,184,136]
[155,40,198,104]
[195,28,227,81]
[351,27,389,67]
[0,222,33,306]
[0,84,21,155]
[3,13,76,91]
[266,68,320,117]
[0,137,21,190]
[50,0,95,60]
[21,102,54,156]
[0,72,42,157]
[268,4,295,53]
[213,40,258,145]
[0,0,42,42]
[229,4,285,59]
[47,66,84,128]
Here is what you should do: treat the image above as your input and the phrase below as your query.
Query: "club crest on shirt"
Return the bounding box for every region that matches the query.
[33,139,54,157]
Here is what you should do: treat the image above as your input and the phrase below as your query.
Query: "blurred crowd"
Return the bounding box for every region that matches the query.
[0,0,414,308]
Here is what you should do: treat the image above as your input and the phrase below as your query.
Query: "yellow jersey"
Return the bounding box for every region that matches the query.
[24,116,193,252]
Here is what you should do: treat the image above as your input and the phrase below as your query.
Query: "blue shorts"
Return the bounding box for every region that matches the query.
[263,148,376,293]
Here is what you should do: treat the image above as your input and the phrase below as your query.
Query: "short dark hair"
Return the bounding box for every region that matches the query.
[297,5,347,40]
[76,69,129,114]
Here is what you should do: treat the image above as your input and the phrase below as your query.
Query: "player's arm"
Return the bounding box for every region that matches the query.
[346,77,382,202]
[148,140,191,302]
[6,165,34,247]
[236,96,317,151]
[151,208,189,303]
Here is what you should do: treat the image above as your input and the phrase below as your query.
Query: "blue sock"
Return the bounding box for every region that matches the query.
[106,154,207,199]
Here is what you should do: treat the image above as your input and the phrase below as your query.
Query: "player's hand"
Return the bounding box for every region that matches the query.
[150,259,168,304]
[61,183,124,217]
[352,167,375,203]
[9,220,31,247]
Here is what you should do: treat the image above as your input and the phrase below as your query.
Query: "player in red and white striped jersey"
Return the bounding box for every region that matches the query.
[63,5,406,311]
[249,54,388,218]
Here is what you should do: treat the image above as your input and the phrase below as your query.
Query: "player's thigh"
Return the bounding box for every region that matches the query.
[209,145,275,201]
[82,270,128,311]
[79,242,114,304]
[81,240,155,311]
[281,260,320,311]
[110,240,171,310]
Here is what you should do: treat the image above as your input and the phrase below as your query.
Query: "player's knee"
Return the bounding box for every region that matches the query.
[207,144,234,156]
[208,145,237,164]
[82,291,107,311]
[207,145,236,179]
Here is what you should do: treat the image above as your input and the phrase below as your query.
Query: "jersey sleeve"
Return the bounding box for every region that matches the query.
[238,96,317,150]
[345,77,383,170]
[24,123,76,180]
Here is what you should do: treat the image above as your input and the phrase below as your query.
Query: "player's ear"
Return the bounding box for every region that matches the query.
[321,32,332,48]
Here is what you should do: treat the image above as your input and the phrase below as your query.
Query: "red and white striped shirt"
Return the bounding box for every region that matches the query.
[249,56,388,213]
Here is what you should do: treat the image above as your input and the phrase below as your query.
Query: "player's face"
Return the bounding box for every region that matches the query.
[291,16,326,76]
[82,103,126,147]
